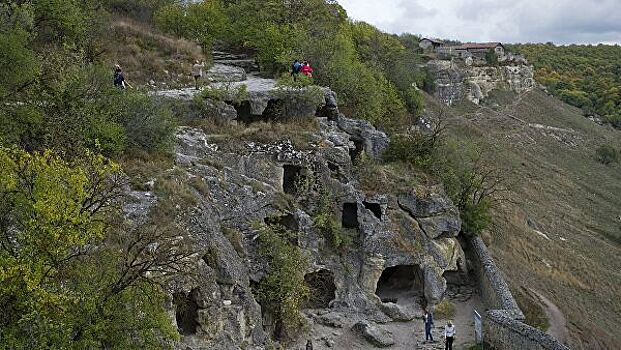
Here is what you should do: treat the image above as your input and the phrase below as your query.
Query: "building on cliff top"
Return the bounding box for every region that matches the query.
[437,42,505,60]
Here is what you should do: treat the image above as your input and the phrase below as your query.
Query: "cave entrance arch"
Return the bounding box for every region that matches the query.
[375,265,424,305]
[304,269,336,309]
[173,289,200,335]
[282,165,303,195]
[349,138,365,165]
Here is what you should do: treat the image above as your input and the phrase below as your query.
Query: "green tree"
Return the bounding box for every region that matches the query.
[0,148,184,348]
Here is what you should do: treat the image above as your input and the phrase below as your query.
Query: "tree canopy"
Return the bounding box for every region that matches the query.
[511,43,621,128]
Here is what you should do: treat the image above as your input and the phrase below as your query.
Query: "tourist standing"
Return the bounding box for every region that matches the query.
[113,64,130,89]
[423,309,434,343]
[301,60,313,78]
[444,320,455,350]
[291,59,302,81]
[192,60,205,90]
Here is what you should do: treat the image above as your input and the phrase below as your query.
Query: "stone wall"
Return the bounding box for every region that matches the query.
[466,236,570,350]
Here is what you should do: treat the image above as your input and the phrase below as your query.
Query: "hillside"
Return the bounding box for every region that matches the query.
[2,1,621,349]
[510,43,621,128]
[428,89,621,349]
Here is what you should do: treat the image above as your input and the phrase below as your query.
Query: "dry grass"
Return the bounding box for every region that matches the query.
[188,117,321,152]
[430,90,621,349]
[106,19,207,86]
[434,299,456,319]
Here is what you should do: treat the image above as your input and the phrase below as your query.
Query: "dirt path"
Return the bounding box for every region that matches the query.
[530,289,569,344]
[300,286,483,350]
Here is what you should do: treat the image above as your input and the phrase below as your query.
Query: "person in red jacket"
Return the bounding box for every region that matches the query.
[301,61,313,77]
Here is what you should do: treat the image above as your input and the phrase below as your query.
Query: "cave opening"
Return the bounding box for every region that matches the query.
[282,165,303,195]
[342,203,359,229]
[173,289,200,335]
[363,201,382,220]
[251,280,284,340]
[349,138,365,165]
[234,99,284,123]
[375,265,424,304]
[304,269,336,309]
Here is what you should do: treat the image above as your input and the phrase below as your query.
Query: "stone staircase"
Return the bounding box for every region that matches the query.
[212,50,259,73]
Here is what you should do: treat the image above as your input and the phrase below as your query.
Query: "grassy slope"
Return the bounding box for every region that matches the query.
[105,19,206,86]
[427,90,621,349]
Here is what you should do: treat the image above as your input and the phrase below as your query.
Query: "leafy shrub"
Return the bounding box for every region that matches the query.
[254,224,309,340]
[313,192,353,250]
[434,299,456,319]
[595,145,618,165]
[112,91,176,156]
[435,141,505,236]
[384,124,443,170]
[155,0,229,48]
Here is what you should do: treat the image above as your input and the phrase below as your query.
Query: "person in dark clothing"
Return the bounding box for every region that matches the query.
[291,60,302,81]
[114,64,132,89]
[423,309,434,343]
[305,339,313,350]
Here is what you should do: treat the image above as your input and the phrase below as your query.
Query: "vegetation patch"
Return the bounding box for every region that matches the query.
[434,299,456,320]
[253,223,309,340]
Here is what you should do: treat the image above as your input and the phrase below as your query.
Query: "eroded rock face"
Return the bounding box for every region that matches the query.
[426,60,535,105]
[398,186,462,239]
[136,84,462,349]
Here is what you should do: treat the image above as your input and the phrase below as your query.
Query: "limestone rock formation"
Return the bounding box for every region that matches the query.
[426,59,535,105]
[206,63,247,82]
[140,78,464,349]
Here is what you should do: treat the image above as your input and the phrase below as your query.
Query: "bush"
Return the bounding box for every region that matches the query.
[595,145,619,165]
[434,299,456,319]
[254,224,309,340]
[113,91,176,156]
[313,192,353,250]
[435,141,504,236]
[384,125,443,170]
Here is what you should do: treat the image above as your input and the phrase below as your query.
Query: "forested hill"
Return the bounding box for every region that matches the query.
[511,43,621,127]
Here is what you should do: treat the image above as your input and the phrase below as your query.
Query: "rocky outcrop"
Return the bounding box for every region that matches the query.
[352,321,395,347]
[206,63,247,82]
[427,60,535,105]
[398,186,462,239]
[140,73,463,348]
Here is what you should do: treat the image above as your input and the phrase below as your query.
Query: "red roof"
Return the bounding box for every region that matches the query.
[453,42,504,50]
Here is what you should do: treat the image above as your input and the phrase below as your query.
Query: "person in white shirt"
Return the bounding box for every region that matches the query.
[444,320,455,350]
[192,60,205,90]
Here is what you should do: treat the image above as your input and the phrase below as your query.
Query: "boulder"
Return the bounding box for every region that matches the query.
[206,64,247,82]
[398,186,461,239]
[201,99,237,121]
[379,302,416,321]
[352,321,395,347]
[337,117,389,158]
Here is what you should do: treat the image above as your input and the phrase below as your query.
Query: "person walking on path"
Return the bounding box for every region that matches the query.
[301,60,313,78]
[113,64,131,89]
[291,60,302,81]
[192,60,205,90]
[423,309,435,343]
[444,320,455,350]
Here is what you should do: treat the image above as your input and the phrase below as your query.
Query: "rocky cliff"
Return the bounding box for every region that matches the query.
[134,81,466,349]
[426,60,535,105]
